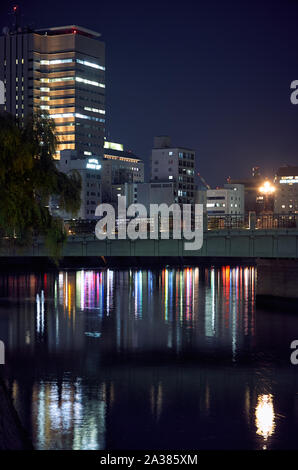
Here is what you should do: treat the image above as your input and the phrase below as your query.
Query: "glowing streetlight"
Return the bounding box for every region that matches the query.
[259,181,275,195]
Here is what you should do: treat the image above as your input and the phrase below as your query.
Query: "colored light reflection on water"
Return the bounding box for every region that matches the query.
[255,394,276,447]
[1,265,298,450]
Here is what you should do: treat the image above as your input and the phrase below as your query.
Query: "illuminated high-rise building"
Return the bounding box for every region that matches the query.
[0,21,105,159]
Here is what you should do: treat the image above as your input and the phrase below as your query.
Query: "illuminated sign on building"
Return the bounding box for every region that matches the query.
[86,159,101,170]
[279,177,298,184]
[104,141,124,152]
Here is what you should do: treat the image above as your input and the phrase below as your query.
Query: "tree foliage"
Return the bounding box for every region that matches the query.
[0,111,82,259]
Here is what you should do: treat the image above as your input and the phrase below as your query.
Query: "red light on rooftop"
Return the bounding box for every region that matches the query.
[13,5,18,11]
[73,29,77,34]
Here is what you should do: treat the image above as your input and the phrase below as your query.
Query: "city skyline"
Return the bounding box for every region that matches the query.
[1,0,298,457]
[1,0,298,186]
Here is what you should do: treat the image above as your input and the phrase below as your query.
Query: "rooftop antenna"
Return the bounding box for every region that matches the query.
[12,5,21,32]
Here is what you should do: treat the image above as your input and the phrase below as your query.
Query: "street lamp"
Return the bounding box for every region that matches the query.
[259,181,275,195]
[258,180,276,218]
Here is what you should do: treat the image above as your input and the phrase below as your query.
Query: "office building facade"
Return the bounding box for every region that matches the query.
[150,136,196,206]
[228,168,263,214]
[274,166,298,214]
[101,141,144,204]
[206,184,244,216]
[0,24,105,159]
[124,181,176,208]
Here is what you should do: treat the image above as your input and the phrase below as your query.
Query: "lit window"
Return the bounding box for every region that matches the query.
[75,77,105,88]
[76,59,105,71]
[40,59,73,65]
[84,106,105,114]
[48,77,74,83]
[49,112,105,123]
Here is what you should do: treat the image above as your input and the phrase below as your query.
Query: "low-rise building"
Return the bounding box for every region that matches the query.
[101,141,144,204]
[228,168,262,213]
[206,184,244,216]
[274,166,298,214]
[124,181,176,209]
[53,149,101,219]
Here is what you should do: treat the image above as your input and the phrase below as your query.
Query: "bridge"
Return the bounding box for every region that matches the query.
[7,228,296,259]
[1,213,298,305]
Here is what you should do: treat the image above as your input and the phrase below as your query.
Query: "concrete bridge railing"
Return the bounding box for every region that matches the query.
[1,228,298,259]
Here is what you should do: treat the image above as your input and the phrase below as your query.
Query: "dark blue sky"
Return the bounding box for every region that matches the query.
[1,0,298,185]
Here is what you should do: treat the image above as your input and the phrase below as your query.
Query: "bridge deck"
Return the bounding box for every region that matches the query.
[1,229,298,259]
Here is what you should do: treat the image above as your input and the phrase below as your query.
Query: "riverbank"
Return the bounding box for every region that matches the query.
[0,255,256,271]
[0,377,33,450]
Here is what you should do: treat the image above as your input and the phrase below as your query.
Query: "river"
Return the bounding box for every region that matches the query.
[0,266,298,450]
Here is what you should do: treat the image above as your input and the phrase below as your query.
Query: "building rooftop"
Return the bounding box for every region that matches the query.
[103,152,142,163]
[104,141,141,163]
[36,25,101,39]
[153,136,194,152]
[276,166,298,176]
[153,146,195,152]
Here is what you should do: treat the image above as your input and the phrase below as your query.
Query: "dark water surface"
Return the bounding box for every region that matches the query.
[0,266,298,450]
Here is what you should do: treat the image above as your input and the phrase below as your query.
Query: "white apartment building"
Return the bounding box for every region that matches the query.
[206,184,244,215]
[53,149,101,219]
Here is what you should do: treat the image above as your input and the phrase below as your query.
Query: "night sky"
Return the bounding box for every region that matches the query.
[1,0,298,186]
